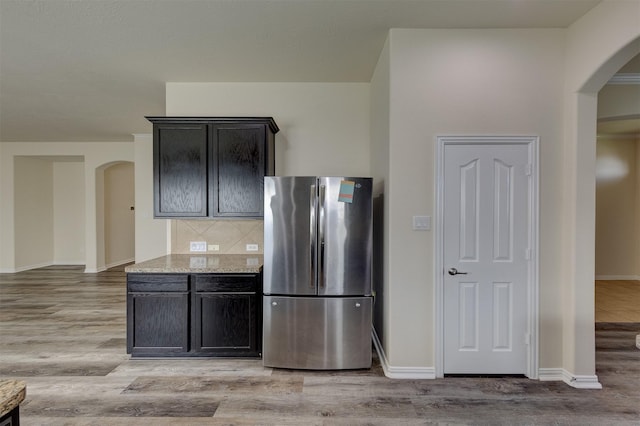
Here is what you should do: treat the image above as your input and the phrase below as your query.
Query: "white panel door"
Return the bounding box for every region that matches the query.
[443,142,531,374]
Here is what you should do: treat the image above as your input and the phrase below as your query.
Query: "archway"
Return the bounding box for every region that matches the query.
[95,161,135,271]
[565,23,640,386]
[594,53,640,321]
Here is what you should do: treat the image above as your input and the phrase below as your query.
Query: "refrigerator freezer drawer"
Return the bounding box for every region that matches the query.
[263,296,372,370]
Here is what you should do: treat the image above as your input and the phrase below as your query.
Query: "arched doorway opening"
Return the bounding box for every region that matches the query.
[594,53,640,322]
[566,31,640,386]
[96,161,135,271]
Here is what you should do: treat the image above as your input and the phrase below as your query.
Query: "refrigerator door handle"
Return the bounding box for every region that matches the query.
[318,184,326,289]
[309,184,317,290]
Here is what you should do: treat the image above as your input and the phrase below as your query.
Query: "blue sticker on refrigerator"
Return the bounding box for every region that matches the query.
[338,180,355,203]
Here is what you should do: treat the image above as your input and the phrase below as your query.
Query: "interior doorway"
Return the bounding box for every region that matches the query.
[99,162,135,270]
[12,156,85,271]
[594,53,640,323]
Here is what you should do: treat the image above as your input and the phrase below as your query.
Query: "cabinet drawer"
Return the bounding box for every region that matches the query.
[128,274,189,292]
[193,274,258,292]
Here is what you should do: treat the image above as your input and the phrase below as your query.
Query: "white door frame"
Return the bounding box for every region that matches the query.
[435,135,539,378]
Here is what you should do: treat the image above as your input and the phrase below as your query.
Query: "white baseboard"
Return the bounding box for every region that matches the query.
[371,332,602,388]
[86,258,135,273]
[105,258,134,270]
[10,261,53,273]
[595,275,640,281]
[372,328,436,379]
[538,368,565,382]
[539,368,602,389]
[53,260,84,265]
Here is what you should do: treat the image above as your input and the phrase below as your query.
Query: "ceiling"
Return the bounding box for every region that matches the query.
[1,0,632,143]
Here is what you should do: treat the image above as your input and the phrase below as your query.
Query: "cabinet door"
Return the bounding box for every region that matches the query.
[127,292,190,356]
[154,123,208,217]
[210,123,266,217]
[192,274,261,357]
[193,292,260,357]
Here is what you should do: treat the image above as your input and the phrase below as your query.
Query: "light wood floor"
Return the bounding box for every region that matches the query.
[595,280,640,322]
[1,266,639,425]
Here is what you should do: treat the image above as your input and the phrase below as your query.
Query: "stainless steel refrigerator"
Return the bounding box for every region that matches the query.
[263,176,373,370]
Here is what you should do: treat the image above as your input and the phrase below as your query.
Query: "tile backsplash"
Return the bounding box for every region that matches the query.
[171,220,264,254]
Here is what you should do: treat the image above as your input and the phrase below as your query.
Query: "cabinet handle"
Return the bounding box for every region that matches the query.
[309,184,317,290]
[319,184,326,289]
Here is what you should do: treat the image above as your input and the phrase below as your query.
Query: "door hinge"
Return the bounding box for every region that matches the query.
[525,333,531,345]
[525,163,533,176]
[525,248,532,260]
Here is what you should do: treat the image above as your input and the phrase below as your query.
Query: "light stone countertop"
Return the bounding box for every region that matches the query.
[125,254,263,274]
[0,380,26,417]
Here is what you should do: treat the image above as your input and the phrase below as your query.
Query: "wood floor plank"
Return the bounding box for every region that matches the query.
[23,416,326,425]
[9,376,136,396]
[22,395,220,418]
[0,362,122,377]
[108,359,272,377]
[124,375,304,395]
[213,394,419,420]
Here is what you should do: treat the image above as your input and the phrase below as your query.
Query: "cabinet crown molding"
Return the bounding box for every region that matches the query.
[145,116,280,134]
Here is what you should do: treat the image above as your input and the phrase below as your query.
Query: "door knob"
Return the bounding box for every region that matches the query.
[448,268,468,276]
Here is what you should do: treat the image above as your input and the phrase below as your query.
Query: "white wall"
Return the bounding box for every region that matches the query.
[53,161,85,264]
[166,83,370,176]
[379,28,565,369]
[370,36,391,352]
[134,133,169,263]
[13,157,54,271]
[595,138,639,278]
[104,162,135,268]
[565,1,640,94]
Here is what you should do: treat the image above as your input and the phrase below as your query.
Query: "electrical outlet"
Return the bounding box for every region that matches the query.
[189,241,207,252]
[246,244,259,252]
[208,244,219,251]
[412,215,431,231]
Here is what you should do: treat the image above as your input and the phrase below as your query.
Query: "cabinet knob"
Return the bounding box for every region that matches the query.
[355,303,361,308]
[272,301,278,306]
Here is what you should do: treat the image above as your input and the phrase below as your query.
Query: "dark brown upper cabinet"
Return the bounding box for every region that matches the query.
[147,117,278,219]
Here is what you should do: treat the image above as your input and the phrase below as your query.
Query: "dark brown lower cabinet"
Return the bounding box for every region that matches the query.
[192,274,261,357]
[126,272,261,358]
[127,274,190,356]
